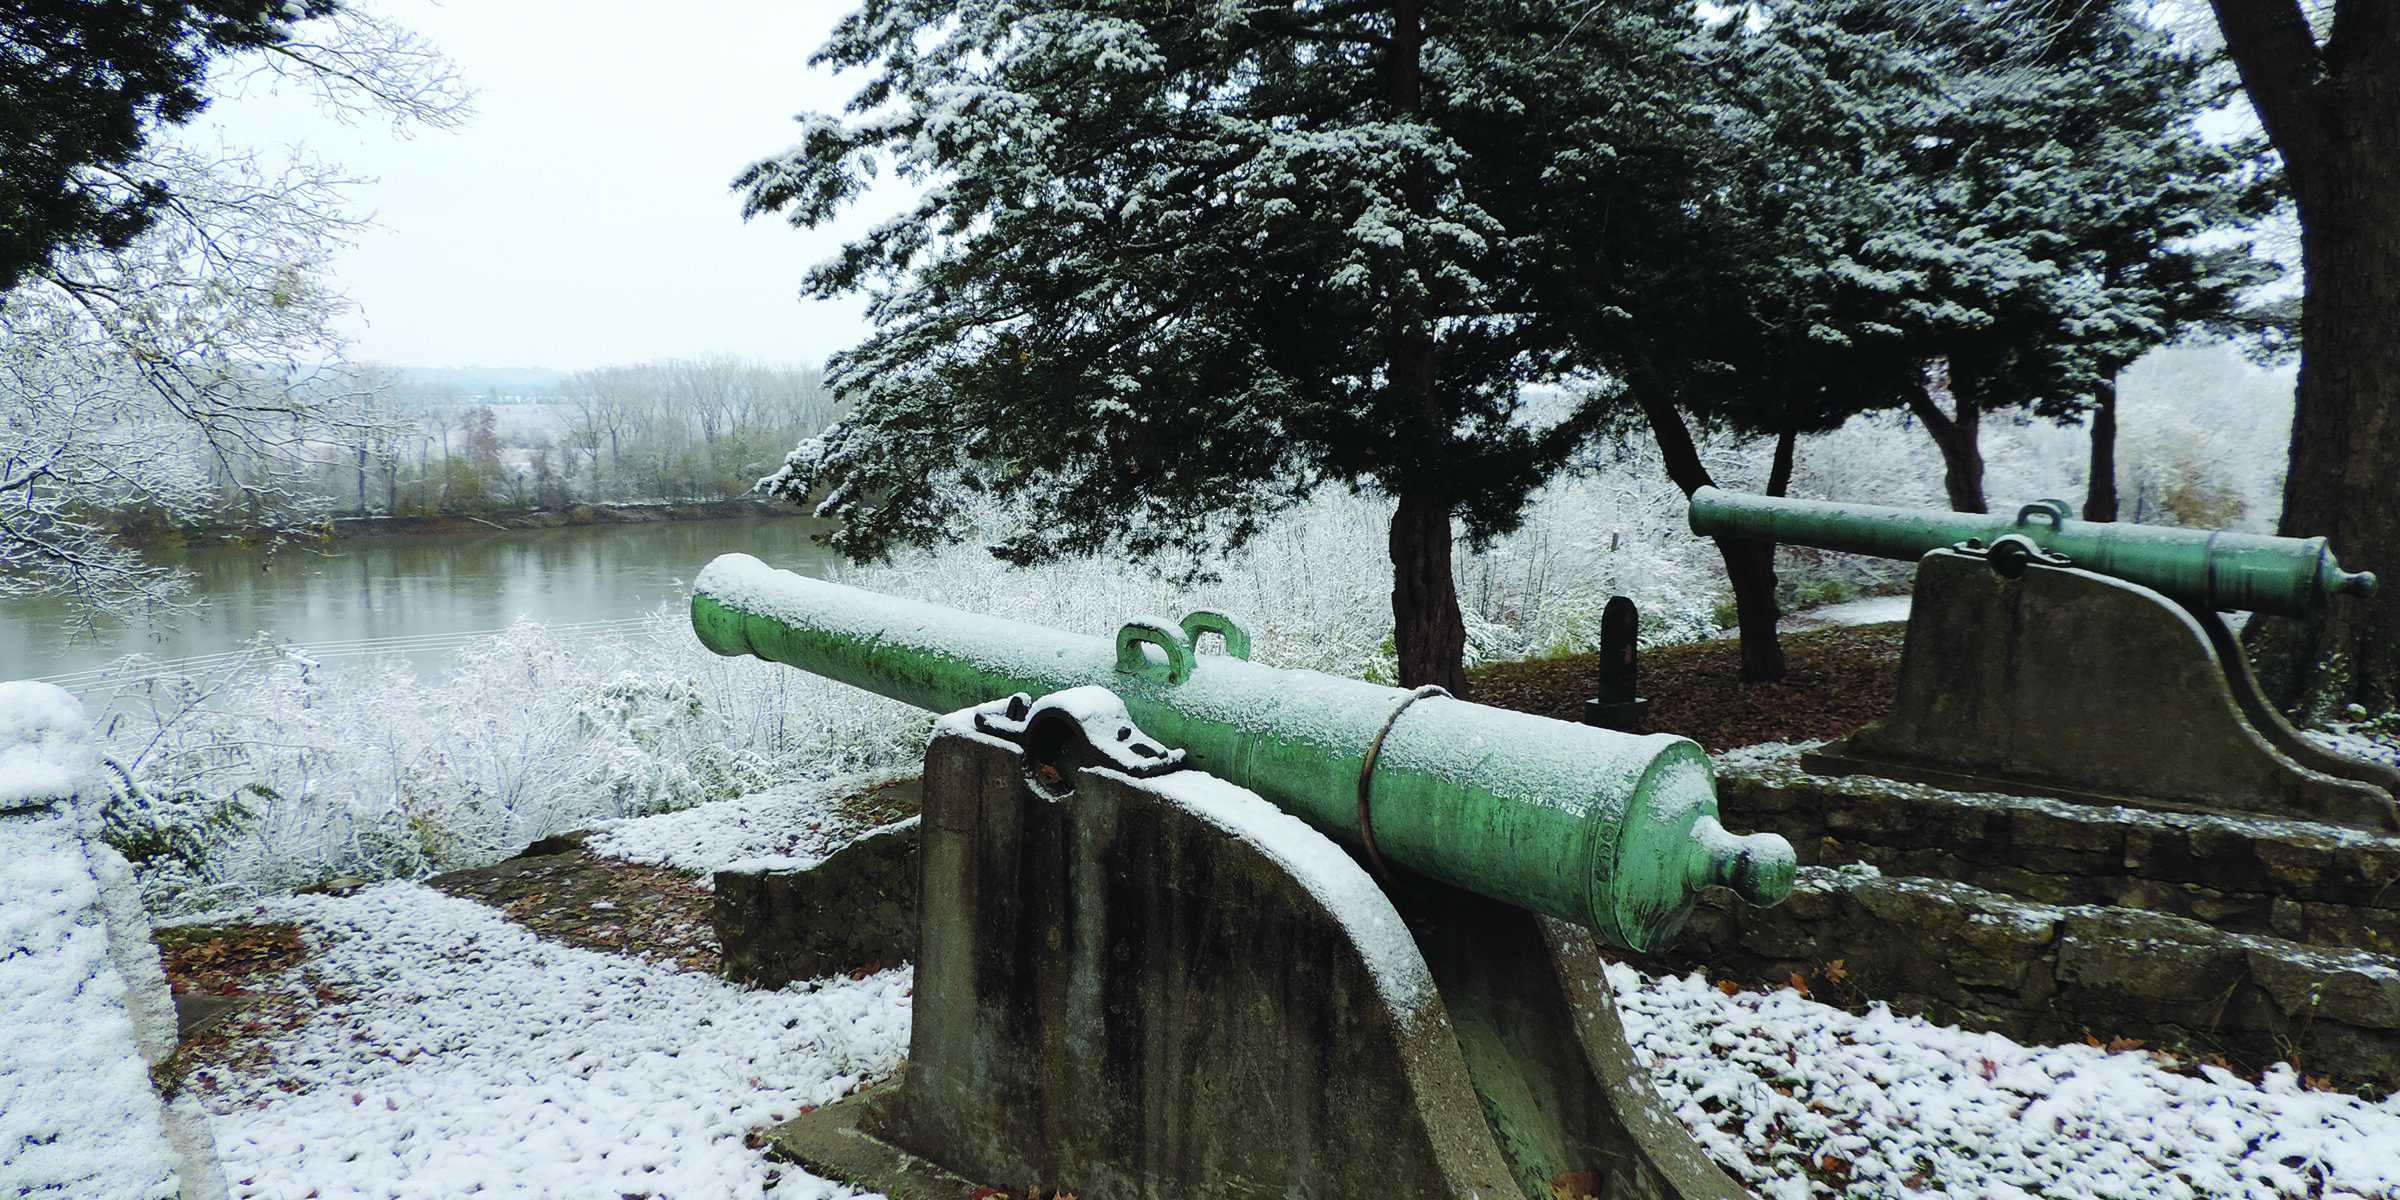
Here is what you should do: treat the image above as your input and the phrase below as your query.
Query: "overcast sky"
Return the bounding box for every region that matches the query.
[190,0,889,372]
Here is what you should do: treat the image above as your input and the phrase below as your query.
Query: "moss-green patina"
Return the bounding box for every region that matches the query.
[690,553,1793,952]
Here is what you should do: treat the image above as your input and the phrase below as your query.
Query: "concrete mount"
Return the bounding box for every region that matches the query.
[1806,549,2400,832]
[768,719,1741,1200]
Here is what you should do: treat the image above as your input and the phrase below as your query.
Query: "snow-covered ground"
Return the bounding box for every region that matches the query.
[196,885,909,1199]
[1621,969,2400,1200]
[169,780,2400,1199]
[1785,595,1913,629]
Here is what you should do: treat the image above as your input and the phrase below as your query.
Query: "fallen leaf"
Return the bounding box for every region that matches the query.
[1551,1169,1603,1200]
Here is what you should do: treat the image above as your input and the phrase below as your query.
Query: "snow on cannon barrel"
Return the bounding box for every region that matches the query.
[689,552,1795,952]
[1685,488,2400,831]
[1687,486,2377,619]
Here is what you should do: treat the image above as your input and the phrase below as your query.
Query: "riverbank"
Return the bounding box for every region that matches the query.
[123,498,809,550]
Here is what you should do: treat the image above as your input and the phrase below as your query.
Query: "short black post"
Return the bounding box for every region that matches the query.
[1584,596,1653,732]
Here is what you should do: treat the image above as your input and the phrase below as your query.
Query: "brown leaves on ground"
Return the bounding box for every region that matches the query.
[154,919,319,1096]
[156,921,305,994]
[1468,623,1906,752]
[427,847,719,975]
[836,776,923,828]
[1551,1170,1603,1200]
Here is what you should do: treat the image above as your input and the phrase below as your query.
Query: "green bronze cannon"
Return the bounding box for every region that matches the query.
[691,553,1795,952]
[1687,487,2377,618]
[1684,487,2400,831]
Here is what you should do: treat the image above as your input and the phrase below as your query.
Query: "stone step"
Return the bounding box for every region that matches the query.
[1660,863,2400,1092]
[1719,760,2400,953]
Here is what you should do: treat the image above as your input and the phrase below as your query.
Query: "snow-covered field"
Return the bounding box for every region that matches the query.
[1622,970,2400,1200]
[197,885,908,1199]
[180,782,2400,1200]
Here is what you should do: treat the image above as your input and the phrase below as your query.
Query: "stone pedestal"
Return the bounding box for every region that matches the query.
[0,681,227,1200]
[769,716,1745,1200]
[1806,550,2397,831]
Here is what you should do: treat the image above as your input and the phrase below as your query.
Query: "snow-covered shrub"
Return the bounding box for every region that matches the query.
[91,618,928,912]
[2114,347,2293,532]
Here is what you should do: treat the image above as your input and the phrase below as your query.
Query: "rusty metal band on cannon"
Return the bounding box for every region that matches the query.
[689,553,1795,953]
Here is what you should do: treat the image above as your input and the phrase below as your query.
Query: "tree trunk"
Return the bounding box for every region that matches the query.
[1632,384,1786,682]
[2247,184,2400,716]
[1390,482,1470,695]
[2211,0,2400,717]
[2084,377,2119,522]
[1767,422,1799,498]
[1381,0,1471,696]
[1906,361,1988,513]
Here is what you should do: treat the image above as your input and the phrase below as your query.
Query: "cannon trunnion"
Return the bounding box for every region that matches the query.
[691,552,1794,953]
[695,556,1791,1200]
[1687,489,2399,832]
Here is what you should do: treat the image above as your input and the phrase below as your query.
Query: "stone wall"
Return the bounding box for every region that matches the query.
[1720,763,2400,952]
[1663,865,2400,1090]
[716,817,921,991]
[0,681,228,1200]
[1680,760,2400,1091]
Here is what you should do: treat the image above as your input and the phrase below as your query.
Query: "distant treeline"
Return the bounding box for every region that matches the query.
[310,357,839,518]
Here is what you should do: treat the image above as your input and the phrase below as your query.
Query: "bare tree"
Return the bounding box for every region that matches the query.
[0,8,468,620]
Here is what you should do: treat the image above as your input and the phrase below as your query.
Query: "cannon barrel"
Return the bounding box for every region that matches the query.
[1687,487,2378,619]
[691,553,1794,952]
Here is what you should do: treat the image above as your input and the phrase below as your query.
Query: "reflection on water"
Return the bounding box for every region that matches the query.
[1,515,842,687]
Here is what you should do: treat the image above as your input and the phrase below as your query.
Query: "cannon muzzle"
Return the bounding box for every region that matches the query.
[1687,487,2377,619]
[692,553,1794,952]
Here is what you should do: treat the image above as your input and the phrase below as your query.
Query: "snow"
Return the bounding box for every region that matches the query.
[1612,963,2400,1200]
[191,884,911,1199]
[0,680,96,810]
[2305,726,2400,772]
[0,801,181,1199]
[586,767,919,876]
[134,753,2400,1200]
[1783,595,1913,629]
[1710,740,1823,773]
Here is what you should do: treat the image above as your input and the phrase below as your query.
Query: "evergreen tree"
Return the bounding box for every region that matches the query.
[1758,0,2277,518]
[0,0,334,293]
[741,0,1710,692]
[1544,0,2275,677]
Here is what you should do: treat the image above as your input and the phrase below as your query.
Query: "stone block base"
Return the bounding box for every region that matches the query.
[1698,761,2400,1090]
[715,818,920,990]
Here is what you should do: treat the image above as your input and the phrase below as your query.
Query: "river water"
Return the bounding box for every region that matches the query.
[1,516,842,690]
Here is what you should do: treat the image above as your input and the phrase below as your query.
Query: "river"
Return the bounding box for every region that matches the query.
[1,515,843,690]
